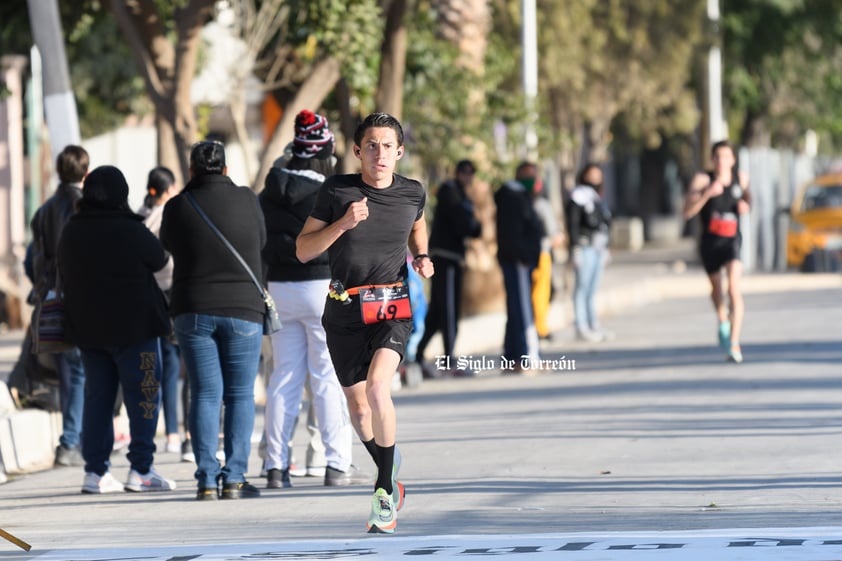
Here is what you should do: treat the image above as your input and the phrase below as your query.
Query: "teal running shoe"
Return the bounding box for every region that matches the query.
[718,321,731,350]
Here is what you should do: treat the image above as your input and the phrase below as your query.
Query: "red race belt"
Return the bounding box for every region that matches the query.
[708,215,738,237]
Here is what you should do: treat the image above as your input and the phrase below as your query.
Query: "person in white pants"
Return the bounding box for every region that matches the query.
[264,280,362,486]
[259,110,369,488]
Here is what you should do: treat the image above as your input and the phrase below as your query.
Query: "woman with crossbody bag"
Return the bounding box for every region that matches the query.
[160,141,267,500]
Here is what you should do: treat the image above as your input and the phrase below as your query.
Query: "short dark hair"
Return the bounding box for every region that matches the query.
[711,139,734,157]
[515,161,537,180]
[456,159,476,175]
[353,112,404,147]
[56,145,89,183]
[190,141,226,176]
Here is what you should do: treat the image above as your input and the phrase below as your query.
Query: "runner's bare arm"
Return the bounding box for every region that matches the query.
[408,213,434,279]
[296,217,335,264]
[683,172,714,220]
[737,170,751,214]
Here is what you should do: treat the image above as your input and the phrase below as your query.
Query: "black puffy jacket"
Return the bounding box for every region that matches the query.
[260,167,330,282]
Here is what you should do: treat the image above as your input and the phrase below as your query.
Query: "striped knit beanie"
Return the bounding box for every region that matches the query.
[293,110,335,160]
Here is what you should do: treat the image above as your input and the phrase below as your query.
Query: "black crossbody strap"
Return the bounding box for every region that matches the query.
[185,192,265,299]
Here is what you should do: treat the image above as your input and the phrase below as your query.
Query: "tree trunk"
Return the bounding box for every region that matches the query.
[253,57,341,192]
[107,0,214,184]
[156,110,181,180]
[335,77,360,174]
[375,0,409,118]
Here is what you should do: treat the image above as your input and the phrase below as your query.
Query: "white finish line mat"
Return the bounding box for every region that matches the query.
[20,528,842,561]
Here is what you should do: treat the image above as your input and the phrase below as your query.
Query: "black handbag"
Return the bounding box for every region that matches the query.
[185,192,282,335]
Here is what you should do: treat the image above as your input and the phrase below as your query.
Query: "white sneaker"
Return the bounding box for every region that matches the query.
[576,328,604,343]
[81,471,125,494]
[125,466,177,492]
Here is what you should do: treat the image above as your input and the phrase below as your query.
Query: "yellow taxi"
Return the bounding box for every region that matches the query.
[787,173,842,271]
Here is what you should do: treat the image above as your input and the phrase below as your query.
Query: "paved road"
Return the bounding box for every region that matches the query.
[1,278,841,560]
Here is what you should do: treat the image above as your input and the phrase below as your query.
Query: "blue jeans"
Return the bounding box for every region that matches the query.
[79,338,162,476]
[573,246,606,331]
[55,348,85,449]
[174,313,262,489]
[160,338,181,436]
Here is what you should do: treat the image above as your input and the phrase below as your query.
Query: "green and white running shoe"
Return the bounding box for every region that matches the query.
[366,488,396,534]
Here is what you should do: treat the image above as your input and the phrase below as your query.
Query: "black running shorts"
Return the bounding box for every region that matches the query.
[700,234,741,274]
[322,297,413,387]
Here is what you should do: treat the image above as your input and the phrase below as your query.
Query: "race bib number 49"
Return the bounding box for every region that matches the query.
[359,283,412,324]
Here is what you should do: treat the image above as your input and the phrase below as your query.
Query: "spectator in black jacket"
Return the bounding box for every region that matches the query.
[415,159,481,377]
[160,141,267,500]
[30,144,88,467]
[494,161,543,370]
[58,165,175,494]
[259,110,366,490]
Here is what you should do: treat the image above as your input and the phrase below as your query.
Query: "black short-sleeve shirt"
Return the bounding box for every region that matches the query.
[309,173,426,288]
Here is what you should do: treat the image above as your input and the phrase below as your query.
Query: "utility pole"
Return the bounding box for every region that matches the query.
[707,0,726,145]
[522,0,539,161]
[26,0,80,165]
[26,46,44,221]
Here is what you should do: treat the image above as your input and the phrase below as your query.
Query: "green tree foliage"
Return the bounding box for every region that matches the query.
[537,0,704,161]
[0,1,147,138]
[722,0,842,151]
[403,5,504,178]
[258,0,382,106]
[65,8,149,138]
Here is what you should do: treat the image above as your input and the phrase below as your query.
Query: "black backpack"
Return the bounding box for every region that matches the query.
[7,331,61,412]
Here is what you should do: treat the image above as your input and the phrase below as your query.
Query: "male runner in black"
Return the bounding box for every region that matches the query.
[297,113,434,533]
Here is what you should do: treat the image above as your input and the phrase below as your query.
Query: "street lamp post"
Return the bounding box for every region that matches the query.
[707,0,726,144]
[522,0,538,161]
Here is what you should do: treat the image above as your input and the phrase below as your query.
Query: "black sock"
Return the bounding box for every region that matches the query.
[362,438,379,464]
[375,444,395,495]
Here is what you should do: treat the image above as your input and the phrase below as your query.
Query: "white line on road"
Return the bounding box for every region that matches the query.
[21,527,842,561]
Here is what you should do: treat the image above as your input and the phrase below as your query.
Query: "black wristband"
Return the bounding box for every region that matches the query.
[414,253,429,261]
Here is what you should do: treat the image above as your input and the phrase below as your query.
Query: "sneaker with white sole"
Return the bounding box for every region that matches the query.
[727,344,743,364]
[366,488,397,534]
[125,466,177,492]
[181,439,195,463]
[81,471,125,494]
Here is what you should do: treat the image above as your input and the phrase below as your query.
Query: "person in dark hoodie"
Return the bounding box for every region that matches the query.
[259,110,367,490]
[57,165,175,494]
[414,159,481,377]
[494,161,543,370]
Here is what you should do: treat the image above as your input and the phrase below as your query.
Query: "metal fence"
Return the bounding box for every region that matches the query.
[740,147,829,272]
